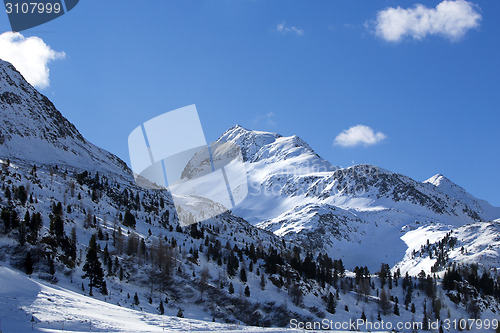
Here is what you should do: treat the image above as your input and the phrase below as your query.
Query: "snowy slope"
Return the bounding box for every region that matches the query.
[424,174,500,221]
[2,54,499,272]
[396,219,500,275]
[0,266,314,333]
[2,154,355,330]
[2,59,500,332]
[0,59,130,177]
[212,126,500,270]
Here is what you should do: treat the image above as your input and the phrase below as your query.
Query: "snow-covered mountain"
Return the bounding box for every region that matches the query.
[214,125,500,270]
[396,218,500,275]
[1,59,343,331]
[2,58,500,332]
[424,173,500,221]
[1,54,499,273]
[0,59,129,176]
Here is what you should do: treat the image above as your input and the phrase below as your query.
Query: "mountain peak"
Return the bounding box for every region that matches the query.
[226,124,247,132]
[0,60,129,176]
[0,59,12,72]
[424,173,457,189]
[221,124,281,140]
[0,59,14,70]
[218,125,282,161]
[423,174,474,202]
[0,58,34,95]
[423,173,500,220]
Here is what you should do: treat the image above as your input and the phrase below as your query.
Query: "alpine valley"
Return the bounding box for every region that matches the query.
[1,59,500,332]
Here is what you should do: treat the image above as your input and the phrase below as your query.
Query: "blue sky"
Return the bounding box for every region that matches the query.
[0,0,499,205]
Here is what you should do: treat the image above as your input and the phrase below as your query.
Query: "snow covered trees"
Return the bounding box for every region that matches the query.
[82,234,107,296]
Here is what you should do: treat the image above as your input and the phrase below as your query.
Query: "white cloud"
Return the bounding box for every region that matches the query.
[276,21,304,36]
[0,32,65,89]
[334,125,386,148]
[373,0,481,42]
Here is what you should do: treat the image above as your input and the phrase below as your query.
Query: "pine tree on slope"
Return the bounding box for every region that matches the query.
[82,234,107,296]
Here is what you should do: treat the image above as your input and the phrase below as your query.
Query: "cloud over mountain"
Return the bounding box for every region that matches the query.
[0,32,65,89]
[334,125,386,147]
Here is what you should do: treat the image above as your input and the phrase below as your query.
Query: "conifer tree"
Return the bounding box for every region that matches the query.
[24,211,30,228]
[260,273,266,290]
[289,283,303,305]
[24,251,33,275]
[10,210,19,229]
[240,267,247,282]
[123,210,136,229]
[27,212,42,244]
[17,185,27,205]
[394,302,400,316]
[226,251,239,277]
[378,263,390,288]
[52,214,65,240]
[134,292,140,305]
[4,186,11,200]
[82,235,106,296]
[1,207,11,233]
[379,289,391,315]
[101,280,108,296]
[18,221,26,245]
[422,301,429,330]
[69,227,77,260]
[158,300,164,315]
[326,292,336,314]
[199,266,210,301]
